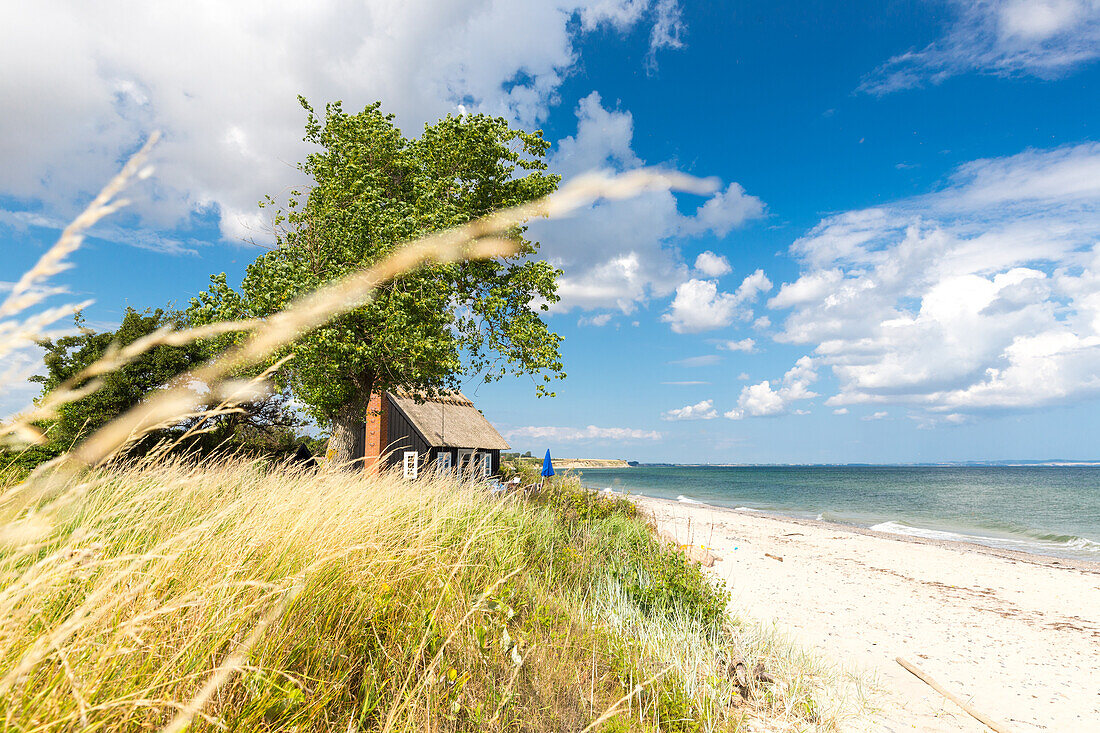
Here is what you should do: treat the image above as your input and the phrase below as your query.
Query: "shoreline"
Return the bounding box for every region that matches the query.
[580,476,1100,564]
[643,496,1100,573]
[635,494,1100,730]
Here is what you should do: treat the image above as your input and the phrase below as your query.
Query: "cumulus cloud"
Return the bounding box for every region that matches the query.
[661,279,739,333]
[861,0,1100,94]
[766,143,1100,421]
[661,399,718,421]
[683,183,766,237]
[578,313,614,327]
[661,269,772,333]
[862,411,889,421]
[724,356,818,419]
[535,93,765,312]
[506,424,662,441]
[694,251,732,277]
[0,1,685,242]
[716,338,756,352]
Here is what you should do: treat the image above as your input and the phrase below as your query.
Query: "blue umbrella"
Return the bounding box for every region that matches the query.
[541,449,555,478]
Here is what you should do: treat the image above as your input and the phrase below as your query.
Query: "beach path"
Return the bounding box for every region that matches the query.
[637,497,1100,732]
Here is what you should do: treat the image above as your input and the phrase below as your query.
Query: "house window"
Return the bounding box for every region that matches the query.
[436,452,452,472]
[403,451,418,479]
[458,449,474,474]
[480,452,493,477]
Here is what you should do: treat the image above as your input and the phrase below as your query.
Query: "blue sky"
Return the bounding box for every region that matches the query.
[4,1,1100,463]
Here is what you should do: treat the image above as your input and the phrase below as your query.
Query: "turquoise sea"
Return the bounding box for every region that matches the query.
[577,465,1100,562]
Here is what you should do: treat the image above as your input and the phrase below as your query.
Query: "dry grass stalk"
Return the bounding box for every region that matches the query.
[158,580,305,733]
[0,132,158,321]
[2,319,262,447]
[0,133,160,378]
[60,169,711,468]
[578,666,672,733]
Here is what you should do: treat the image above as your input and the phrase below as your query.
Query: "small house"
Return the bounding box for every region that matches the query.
[359,390,510,478]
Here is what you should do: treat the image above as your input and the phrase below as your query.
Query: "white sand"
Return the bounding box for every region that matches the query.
[636,496,1100,732]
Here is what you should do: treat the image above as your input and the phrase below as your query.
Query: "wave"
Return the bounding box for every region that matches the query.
[676,495,703,505]
[870,520,1100,557]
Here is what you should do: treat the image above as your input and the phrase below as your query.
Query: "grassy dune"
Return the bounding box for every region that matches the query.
[0,460,864,731]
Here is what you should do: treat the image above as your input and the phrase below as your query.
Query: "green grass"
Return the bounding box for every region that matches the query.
[0,460,861,731]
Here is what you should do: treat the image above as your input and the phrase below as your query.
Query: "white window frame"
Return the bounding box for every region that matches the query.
[436,451,452,472]
[403,451,418,479]
[480,452,493,477]
[458,449,474,475]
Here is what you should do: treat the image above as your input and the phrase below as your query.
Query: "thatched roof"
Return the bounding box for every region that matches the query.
[388,390,510,450]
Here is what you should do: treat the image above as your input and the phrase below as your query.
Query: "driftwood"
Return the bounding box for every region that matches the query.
[764,553,784,562]
[895,657,1014,733]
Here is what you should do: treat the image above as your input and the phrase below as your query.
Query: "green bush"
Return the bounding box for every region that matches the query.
[0,444,61,485]
[522,474,728,629]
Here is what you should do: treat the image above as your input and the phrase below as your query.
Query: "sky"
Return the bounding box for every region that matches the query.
[3,0,1100,463]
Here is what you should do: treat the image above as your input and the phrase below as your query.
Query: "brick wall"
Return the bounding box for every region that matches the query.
[363,391,388,473]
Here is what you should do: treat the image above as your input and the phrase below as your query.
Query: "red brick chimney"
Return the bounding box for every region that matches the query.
[363,391,389,473]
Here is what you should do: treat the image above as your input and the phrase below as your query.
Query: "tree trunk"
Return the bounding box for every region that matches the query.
[327,385,373,470]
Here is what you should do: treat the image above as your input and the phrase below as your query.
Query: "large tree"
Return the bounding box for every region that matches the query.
[189,99,564,464]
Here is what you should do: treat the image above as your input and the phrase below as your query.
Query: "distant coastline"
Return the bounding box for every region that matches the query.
[552,458,631,469]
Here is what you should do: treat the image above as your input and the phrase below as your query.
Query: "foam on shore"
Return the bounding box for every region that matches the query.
[870,519,1100,558]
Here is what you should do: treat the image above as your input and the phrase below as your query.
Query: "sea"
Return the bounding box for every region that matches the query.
[577,465,1100,562]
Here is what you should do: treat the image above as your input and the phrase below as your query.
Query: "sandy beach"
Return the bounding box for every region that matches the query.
[636,496,1100,732]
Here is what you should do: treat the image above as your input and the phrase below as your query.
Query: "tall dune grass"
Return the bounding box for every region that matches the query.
[0,459,867,731]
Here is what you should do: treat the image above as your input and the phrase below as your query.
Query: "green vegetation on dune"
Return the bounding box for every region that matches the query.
[0,461,861,732]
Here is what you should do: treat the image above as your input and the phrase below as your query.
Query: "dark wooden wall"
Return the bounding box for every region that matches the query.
[383,394,431,469]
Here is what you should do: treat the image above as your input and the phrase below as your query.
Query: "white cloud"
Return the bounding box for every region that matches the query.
[716,338,756,352]
[535,93,765,312]
[862,411,889,421]
[0,344,46,420]
[694,250,732,277]
[734,269,773,302]
[0,1,685,242]
[767,143,1100,421]
[724,356,818,419]
[661,269,772,333]
[661,399,719,421]
[578,313,614,327]
[506,424,662,441]
[669,354,720,367]
[737,372,750,380]
[661,279,740,333]
[647,0,686,66]
[833,407,849,415]
[684,182,766,237]
[861,0,1100,94]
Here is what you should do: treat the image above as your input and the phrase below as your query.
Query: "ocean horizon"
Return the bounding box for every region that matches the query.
[577,465,1100,562]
